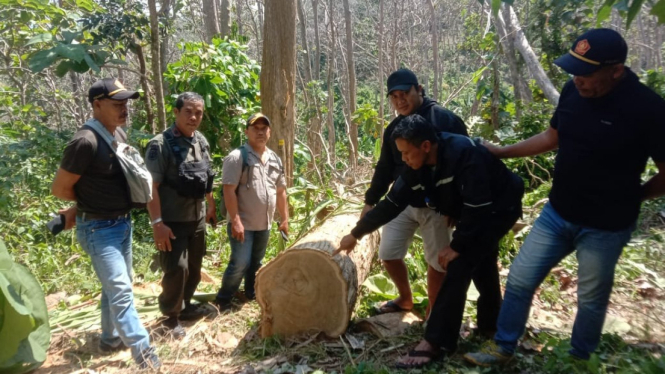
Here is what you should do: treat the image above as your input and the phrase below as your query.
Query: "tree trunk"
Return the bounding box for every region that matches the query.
[159,0,172,80]
[428,0,439,101]
[203,0,221,42]
[377,0,384,142]
[491,58,500,129]
[342,0,357,170]
[256,214,380,338]
[505,4,559,105]
[220,0,231,37]
[261,0,296,186]
[298,0,313,83]
[312,0,321,80]
[148,0,167,130]
[132,43,155,133]
[236,0,243,36]
[326,0,335,167]
[494,6,524,119]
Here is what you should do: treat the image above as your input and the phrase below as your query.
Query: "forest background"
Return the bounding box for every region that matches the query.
[1,0,665,373]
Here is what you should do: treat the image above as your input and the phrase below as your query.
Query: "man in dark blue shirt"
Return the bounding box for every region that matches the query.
[466,29,665,366]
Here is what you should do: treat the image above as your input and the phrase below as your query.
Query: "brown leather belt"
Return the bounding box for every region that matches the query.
[76,211,131,221]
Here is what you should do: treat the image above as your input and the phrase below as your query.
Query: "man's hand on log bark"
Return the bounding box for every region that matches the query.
[438,246,460,270]
[333,234,358,256]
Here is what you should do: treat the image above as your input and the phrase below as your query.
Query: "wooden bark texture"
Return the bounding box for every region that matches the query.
[256,214,380,338]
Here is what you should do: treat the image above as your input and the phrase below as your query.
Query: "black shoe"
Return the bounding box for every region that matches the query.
[179,304,207,321]
[136,346,161,370]
[161,316,186,339]
[214,299,234,313]
[99,340,128,355]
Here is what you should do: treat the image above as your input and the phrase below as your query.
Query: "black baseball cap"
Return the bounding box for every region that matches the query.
[554,28,628,76]
[88,78,140,103]
[246,112,271,127]
[387,68,419,95]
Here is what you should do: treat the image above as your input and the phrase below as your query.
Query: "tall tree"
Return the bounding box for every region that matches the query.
[505,4,559,104]
[428,0,439,101]
[148,0,167,130]
[342,0,357,170]
[261,0,297,186]
[312,0,321,80]
[377,0,385,141]
[326,0,336,167]
[203,0,221,42]
[220,0,231,37]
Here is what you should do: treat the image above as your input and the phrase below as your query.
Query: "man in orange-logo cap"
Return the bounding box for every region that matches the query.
[466,28,665,367]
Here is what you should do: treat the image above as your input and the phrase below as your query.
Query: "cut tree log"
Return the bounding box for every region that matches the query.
[255,213,380,338]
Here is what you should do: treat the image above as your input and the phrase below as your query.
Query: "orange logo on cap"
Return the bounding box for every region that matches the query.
[574,39,591,55]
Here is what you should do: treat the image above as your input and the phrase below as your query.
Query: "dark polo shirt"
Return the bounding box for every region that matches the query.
[549,68,665,231]
[60,125,131,216]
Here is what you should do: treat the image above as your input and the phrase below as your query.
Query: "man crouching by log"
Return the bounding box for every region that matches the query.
[335,114,524,369]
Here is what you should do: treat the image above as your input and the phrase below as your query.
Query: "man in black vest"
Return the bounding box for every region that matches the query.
[465,29,665,366]
[52,78,160,369]
[145,92,217,338]
[363,69,468,316]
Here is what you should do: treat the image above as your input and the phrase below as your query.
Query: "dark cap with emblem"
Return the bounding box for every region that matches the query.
[246,112,271,127]
[88,78,140,103]
[554,28,628,76]
[387,68,419,95]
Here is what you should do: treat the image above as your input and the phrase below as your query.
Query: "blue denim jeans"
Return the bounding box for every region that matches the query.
[494,203,634,359]
[216,226,271,303]
[76,216,151,361]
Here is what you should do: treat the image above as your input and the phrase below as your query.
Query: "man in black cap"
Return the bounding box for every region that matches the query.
[51,78,160,369]
[214,113,288,311]
[465,29,665,366]
[362,68,467,316]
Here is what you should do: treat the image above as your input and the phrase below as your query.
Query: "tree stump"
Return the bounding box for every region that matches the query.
[255,213,380,338]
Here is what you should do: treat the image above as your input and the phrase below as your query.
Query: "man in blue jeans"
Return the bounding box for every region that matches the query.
[215,113,288,311]
[51,79,160,369]
[465,29,665,366]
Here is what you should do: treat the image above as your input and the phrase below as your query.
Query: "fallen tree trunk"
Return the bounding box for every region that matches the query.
[255,213,380,338]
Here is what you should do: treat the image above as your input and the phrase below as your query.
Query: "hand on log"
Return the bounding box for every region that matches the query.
[333,234,358,256]
[438,246,459,270]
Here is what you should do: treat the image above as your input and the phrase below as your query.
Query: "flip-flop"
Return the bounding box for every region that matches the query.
[374,300,412,315]
[394,349,442,369]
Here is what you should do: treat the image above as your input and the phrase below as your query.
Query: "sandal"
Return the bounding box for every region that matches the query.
[374,300,412,315]
[394,349,443,369]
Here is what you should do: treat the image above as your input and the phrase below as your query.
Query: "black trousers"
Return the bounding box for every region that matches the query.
[424,208,521,351]
[158,218,206,317]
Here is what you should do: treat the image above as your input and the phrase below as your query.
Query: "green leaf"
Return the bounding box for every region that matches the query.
[25,33,52,46]
[596,0,616,27]
[54,44,85,62]
[83,53,100,72]
[626,0,646,29]
[27,49,58,73]
[491,0,502,15]
[650,0,665,24]
[0,240,50,374]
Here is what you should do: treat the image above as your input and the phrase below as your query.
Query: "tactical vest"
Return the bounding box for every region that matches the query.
[163,130,215,199]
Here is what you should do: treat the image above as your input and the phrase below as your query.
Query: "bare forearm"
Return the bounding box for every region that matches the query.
[495,127,559,159]
[146,183,162,221]
[205,192,215,210]
[277,189,288,223]
[223,185,240,219]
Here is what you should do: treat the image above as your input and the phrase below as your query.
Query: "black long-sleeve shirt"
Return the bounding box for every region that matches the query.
[353,133,524,254]
[364,98,468,207]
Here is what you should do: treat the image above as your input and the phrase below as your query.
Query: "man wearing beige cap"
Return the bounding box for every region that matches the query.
[215,113,288,311]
